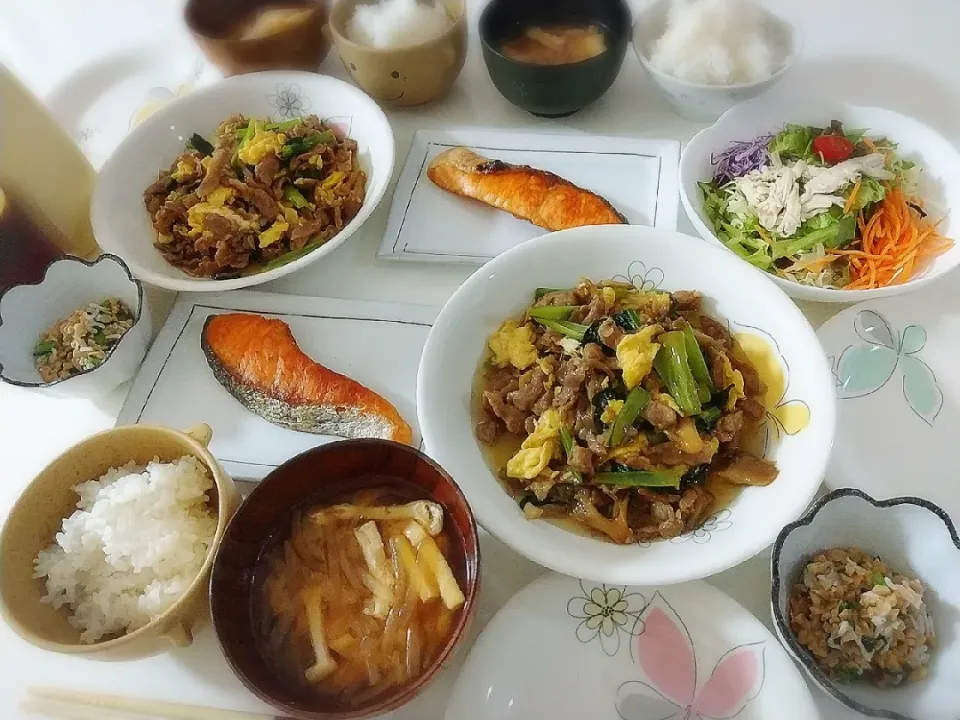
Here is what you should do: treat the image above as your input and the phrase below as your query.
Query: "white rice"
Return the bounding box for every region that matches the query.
[33,456,218,644]
[346,0,451,50]
[650,0,785,85]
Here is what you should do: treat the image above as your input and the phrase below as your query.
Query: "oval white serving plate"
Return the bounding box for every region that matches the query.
[91,71,395,292]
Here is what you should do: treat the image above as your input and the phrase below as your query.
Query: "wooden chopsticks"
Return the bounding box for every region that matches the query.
[24,687,281,720]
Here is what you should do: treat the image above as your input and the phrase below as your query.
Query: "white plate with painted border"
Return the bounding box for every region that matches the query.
[117,290,436,480]
[816,282,960,522]
[377,128,680,264]
[46,42,221,169]
[446,572,819,720]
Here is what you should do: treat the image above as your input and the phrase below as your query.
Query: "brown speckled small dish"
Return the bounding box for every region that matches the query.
[0,424,240,660]
[210,439,481,719]
[329,0,467,107]
[185,0,330,76]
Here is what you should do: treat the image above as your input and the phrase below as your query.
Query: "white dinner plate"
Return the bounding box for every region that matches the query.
[817,280,960,522]
[117,290,437,480]
[446,572,819,720]
[378,129,680,264]
[46,43,221,169]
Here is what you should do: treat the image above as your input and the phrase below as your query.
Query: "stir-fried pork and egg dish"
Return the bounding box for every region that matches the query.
[474,280,779,544]
[143,114,367,279]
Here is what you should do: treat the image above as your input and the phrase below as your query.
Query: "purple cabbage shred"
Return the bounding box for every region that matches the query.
[711,134,773,185]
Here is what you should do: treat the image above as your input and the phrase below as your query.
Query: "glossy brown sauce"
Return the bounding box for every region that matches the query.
[471,362,750,543]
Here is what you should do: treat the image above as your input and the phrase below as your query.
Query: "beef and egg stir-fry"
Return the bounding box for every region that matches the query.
[475,280,779,544]
[143,114,366,279]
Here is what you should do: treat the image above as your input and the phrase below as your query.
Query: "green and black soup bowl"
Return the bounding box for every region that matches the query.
[479,0,630,118]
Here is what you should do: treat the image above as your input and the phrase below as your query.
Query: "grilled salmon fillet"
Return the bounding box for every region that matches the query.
[201,313,412,443]
[426,147,627,231]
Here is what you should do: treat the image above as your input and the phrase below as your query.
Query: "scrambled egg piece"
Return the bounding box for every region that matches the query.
[621,290,671,318]
[609,433,648,461]
[488,321,537,370]
[616,325,661,389]
[172,155,201,182]
[238,127,286,166]
[280,204,300,225]
[719,354,745,409]
[258,219,289,248]
[654,392,681,414]
[600,399,624,425]
[669,418,703,454]
[206,186,234,207]
[506,409,561,480]
[601,286,616,306]
[186,195,252,238]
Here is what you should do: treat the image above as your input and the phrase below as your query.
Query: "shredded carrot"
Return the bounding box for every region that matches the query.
[827,185,954,290]
[843,179,862,214]
[862,137,879,153]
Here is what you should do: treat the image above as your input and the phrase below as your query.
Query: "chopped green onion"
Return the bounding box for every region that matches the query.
[653,331,702,416]
[609,386,651,446]
[613,309,644,332]
[682,325,714,402]
[534,287,565,300]
[33,340,57,357]
[281,130,335,159]
[869,571,886,588]
[695,406,723,432]
[535,318,588,342]
[528,305,577,321]
[283,185,311,209]
[245,236,326,274]
[559,426,575,456]
[594,469,683,488]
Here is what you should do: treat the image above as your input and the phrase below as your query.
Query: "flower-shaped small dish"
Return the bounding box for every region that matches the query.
[771,489,960,720]
[446,572,819,720]
[0,254,151,398]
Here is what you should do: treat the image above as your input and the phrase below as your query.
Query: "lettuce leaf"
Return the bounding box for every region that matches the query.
[769,125,817,161]
[699,181,728,231]
[850,176,886,212]
[773,209,856,257]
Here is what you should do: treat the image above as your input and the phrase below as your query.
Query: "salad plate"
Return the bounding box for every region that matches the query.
[680,96,960,302]
[378,128,680,264]
[816,281,960,524]
[46,43,221,170]
[446,572,819,720]
[117,290,437,480]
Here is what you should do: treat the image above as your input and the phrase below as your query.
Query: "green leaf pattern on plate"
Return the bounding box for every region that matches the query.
[833,310,943,426]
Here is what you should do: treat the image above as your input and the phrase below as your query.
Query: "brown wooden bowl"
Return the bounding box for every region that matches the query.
[210,439,481,719]
[185,0,330,76]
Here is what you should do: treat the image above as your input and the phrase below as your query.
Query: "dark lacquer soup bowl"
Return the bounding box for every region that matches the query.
[210,439,481,719]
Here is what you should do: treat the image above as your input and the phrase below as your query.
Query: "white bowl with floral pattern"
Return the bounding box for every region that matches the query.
[417,225,836,585]
[446,572,819,720]
[91,71,395,292]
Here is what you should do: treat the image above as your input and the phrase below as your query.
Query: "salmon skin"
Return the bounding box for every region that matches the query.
[426,146,627,231]
[201,313,412,443]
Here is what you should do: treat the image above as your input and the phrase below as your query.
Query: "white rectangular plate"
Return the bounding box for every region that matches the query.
[118,291,437,480]
[378,129,680,264]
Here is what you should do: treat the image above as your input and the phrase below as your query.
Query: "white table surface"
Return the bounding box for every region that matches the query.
[2,1,958,718]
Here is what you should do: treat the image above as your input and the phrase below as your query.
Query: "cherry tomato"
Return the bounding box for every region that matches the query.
[812,134,855,164]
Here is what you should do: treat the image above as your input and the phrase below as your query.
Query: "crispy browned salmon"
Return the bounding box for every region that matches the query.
[426,146,627,231]
[202,313,412,443]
